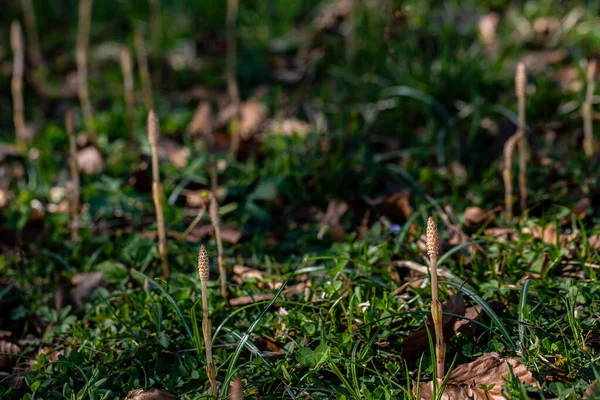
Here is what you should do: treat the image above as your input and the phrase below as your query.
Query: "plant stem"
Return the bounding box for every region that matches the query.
[66,110,80,242]
[584,60,596,157]
[10,21,26,154]
[76,0,96,142]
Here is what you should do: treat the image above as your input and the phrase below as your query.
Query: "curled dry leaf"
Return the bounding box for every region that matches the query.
[188,101,214,139]
[77,146,104,175]
[363,190,413,223]
[125,389,178,400]
[585,380,598,399]
[263,118,313,138]
[464,206,502,226]
[229,281,308,306]
[402,294,465,362]
[188,224,243,244]
[0,340,21,368]
[158,138,189,169]
[239,99,268,139]
[316,200,348,242]
[230,376,245,400]
[70,271,104,309]
[415,353,539,400]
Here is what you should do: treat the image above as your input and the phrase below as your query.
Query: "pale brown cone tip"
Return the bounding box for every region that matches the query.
[10,21,23,52]
[198,245,209,281]
[147,110,160,145]
[426,217,439,258]
[515,62,526,98]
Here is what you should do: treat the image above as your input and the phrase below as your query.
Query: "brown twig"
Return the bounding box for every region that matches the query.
[66,110,80,242]
[120,48,135,140]
[76,0,96,141]
[19,0,44,67]
[584,60,596,157]
[209,193,227,299]
[148,110,168,278]
[426,217,445,381]
[135,33,154,110]
[10,21,27,153]
[226,0,241,158]
[198,245,218,397]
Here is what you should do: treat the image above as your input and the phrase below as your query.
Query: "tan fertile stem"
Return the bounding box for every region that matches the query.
[226,0,241,158]
[209,193,227,299]
[135,33,154,110]
[148,110,168,278]
[198,245,218,396]
[76,0,96,142]
[120,48,135,140]
[516,62,528,215]
[66,110,80,242]
[20,0,44,67]
[10,21,26,153]
[584,60,596,157]
[503,62,527,220]
[427,217,445,381]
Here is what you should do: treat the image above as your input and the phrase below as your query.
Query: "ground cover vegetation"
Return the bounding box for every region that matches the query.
[1,0,600,398]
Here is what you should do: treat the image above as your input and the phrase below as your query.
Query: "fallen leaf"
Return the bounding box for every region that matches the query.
[0,189,9,208]
[124,389,178,400]
[230,376,244,400]
[316,200,348,242]
[70,271,104,309]
[363,190,413,223]
[229,282,308,306]
[453,302,505,336]
[464,206,502,225]
[415,353,539,399]
[188,101,214,141]
[188,224,243,244]
[0,340,20,368]
[233,265,266,284]
[159,139,189,169]
[560,197,591,224]
[263,118,313,137]
[77,146,104,175]
[402,294,465,362]
[533,16,560,42]
[585,380,598,399]
[313,0,357,31]
[239,99,267,139]
[521,49,568,73]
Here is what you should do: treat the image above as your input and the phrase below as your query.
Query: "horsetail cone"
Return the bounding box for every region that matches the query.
[426,217,439,258]
[515,62,526,99]
[198,245,209,281]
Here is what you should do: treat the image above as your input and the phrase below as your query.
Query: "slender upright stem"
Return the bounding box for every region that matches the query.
[426,217,445,380]
[120,48,135,140]
[135,33,154,110]
[10,21,26,153]
[226,0,241,158]
[20,0,44,67]
[198,245,217,397]
[148,110,168,278]
[584,60,596,157]
[516,63,528,215]
[66,110,80,242]
[209,193,227,299]
[76,0,96,141]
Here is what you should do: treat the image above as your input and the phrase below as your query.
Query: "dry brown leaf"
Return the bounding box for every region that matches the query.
[585,380,598,398]
[363,190,413,222]
[264,118,313,137]
[415,353,539,399]
[239,99,267,139]
[230,376,244,400]
[453,302,505,336]
[0,189,9,208]
[233,265,266,284]
[521,225,558,245]
[188,224,243,244]
[124,389,178,400]
[402,294,465,362]
[560,197,591,224]
[188,101,214,141]
[76,146,104,175]
[0,340,20,368]
[70,271,104,309]
[533,16,560,41]
[484,228,517,242]
[316,200,348,242]
[521,49,568,73]
[478,13,500,46]
[159,139,189,169]
[464,206,501,226]
[313,0,357,31]
[229,282,308,306]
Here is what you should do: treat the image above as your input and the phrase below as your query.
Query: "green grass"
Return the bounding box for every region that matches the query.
[1,0,600,398]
